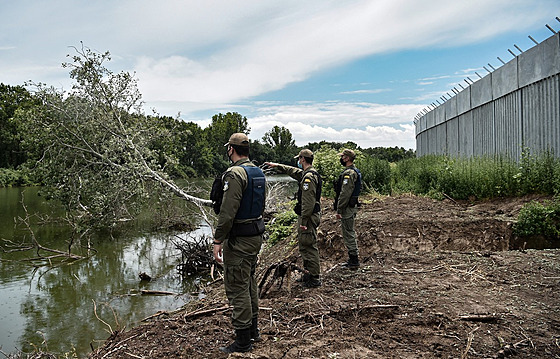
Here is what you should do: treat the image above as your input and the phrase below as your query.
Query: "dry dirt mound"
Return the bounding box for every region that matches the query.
[89,195,560,359]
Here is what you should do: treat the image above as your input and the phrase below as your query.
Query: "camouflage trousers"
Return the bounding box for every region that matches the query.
[223,234,263,330]
[297,212,321,277]
[340,206,359,256]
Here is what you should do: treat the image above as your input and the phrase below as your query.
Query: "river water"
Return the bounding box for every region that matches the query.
[0,185,211,357]
[0,176,295,357]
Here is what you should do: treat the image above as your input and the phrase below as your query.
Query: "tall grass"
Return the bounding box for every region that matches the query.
[391,152,560,199]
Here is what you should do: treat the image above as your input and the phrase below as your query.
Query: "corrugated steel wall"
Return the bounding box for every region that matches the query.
[415,33,560,161]
[494,91,522,161]
[522,74,560,156]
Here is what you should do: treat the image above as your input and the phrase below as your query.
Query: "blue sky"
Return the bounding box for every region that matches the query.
[1,1,559,150]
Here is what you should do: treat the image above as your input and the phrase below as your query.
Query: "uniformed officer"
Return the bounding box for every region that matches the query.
[334,149,362,268]
[265,149,322,288]
[213,133,266,353]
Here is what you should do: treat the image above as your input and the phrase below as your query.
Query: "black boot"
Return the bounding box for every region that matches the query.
[250,317,262,342]
[219,328,253,353]
[303,275,321,288]
[295,273,310,283]
[343,254,360,268]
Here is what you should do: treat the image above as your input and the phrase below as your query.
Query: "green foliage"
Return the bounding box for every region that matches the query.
[355,155,391,194]
[362,146,415,162]
[148,116,214,178]
[262,125,298,164]
[0,168,33,187]
[392,154,560,199]
[514,198,560,238]
[305,140,358,154]
[517,149,560,195]
[266,207,298,247]
[249,139,274,166]
[0,83,37,169]
[314,146,392,196]
[313,146,343,197]
[204,112,249,167]
[16,45,173,229]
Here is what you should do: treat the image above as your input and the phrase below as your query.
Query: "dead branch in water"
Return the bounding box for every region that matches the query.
[0,193,87,267]
[172,233,214,276]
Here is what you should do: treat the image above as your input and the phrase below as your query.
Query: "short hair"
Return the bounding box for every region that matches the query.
[303,156,313,165]
[231,144,250,157]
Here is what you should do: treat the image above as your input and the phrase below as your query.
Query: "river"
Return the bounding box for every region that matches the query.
[0,185,212,357]
[0,176,295,357]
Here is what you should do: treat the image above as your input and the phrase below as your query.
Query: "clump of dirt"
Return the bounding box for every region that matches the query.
[89,194,560,359]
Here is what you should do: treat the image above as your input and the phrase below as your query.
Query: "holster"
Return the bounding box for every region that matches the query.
[231,218,265,237]
[348,196,360,208]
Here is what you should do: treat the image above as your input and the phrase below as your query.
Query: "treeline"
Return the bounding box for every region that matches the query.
[0,83,415,186]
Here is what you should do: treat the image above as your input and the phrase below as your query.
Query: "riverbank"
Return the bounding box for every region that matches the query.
[88,194,560,358]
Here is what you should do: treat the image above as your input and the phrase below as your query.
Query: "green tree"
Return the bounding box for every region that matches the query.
[262,125,297,164]
[149,116,214,177]
[205,112,249,150]
[363,146,415,162]
[249,139,274,166]
[17,45,210,230]
[204,112,250,173]
[0,83,35,169]
[305,140,359,154]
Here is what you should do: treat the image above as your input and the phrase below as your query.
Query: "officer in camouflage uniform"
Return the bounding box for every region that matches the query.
[213,133,266,353]
[335,149,362,268]
[265,149,322,288]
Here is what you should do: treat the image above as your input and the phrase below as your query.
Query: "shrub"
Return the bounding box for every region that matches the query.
[514,198,560,239]
[391,154,560,199]
[355,155,391,195]
[0,168,32,187]
[266,207,298,247]
[314,145,391,196]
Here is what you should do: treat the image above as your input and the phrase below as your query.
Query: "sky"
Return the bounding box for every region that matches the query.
[1,1,560,150]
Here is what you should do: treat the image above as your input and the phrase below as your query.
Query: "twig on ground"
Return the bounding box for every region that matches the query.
[184,305,231,321]
[461,326,479,359]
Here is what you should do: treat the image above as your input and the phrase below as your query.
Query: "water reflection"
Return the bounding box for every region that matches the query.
[0,176,294,357]
[0,187,208,357]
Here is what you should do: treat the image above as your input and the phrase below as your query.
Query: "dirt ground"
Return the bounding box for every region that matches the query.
[88,194,560,359]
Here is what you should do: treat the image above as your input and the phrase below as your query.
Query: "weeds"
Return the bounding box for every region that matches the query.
[514,198,560,239]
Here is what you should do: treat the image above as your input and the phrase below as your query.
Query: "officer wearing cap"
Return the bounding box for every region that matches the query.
[213,133,266,353]
[265,149,322,288]
[334,149,362,268]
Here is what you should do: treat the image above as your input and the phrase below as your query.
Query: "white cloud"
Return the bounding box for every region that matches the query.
[2,0,559,151]
[246,101,422,149]
[129,0,555,107]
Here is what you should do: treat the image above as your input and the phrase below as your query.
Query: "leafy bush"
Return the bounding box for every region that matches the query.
[266,207,298,247]
[314,145,391,196]
[0,168,32,187]
[313,146,342,197]
[514,198,560,239]
[355,155,391,194]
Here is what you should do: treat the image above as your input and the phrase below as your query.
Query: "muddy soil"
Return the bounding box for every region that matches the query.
[89,194,560,359]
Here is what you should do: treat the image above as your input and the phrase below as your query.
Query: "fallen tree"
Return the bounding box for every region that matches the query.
[16,44,212,234]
